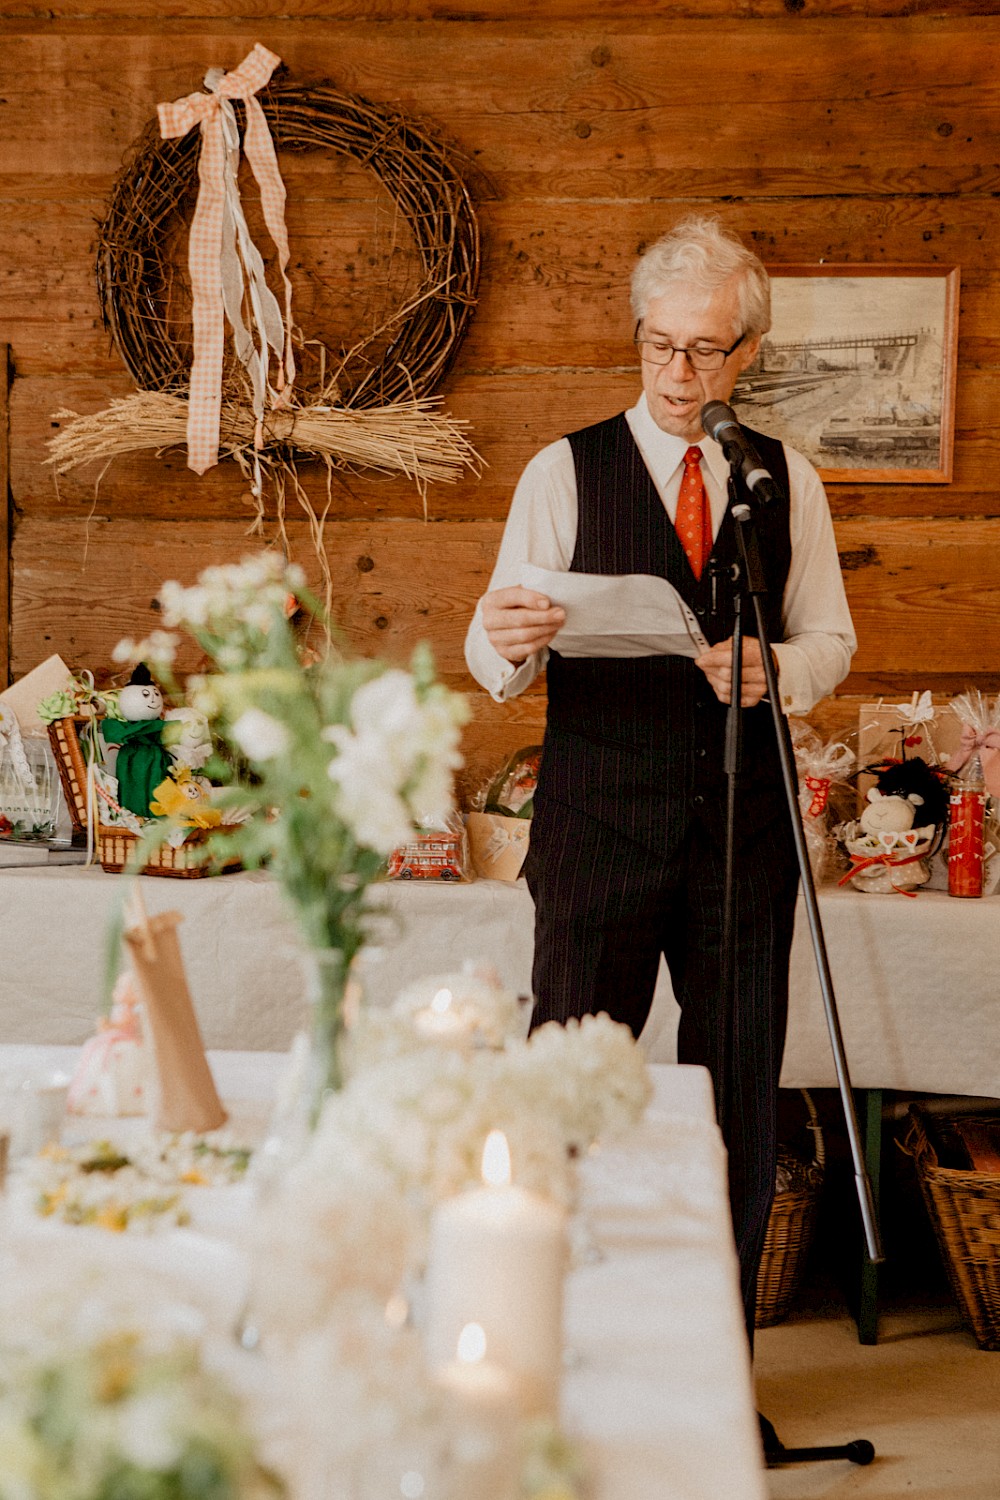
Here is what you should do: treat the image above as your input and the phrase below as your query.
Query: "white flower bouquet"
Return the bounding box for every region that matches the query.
[116,553,469,1110]
[0,1328,281,1500]
[253,1010,652,1344]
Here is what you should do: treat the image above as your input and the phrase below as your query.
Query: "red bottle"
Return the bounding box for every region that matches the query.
[948,754,987,899]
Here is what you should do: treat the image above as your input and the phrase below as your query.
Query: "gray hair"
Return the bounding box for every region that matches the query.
[630,215,771,338]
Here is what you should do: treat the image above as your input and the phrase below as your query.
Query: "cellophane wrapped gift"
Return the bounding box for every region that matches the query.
[789,720,855,882]
[67,972,150,1117]
[941,691,1000,896]
[385,808,473,882]
[465,745,541,882]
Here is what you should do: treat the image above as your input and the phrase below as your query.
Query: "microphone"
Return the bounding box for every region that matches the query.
[700,401,783,505]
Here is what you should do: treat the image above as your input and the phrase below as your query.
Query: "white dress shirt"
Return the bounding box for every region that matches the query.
[464,393,856,716]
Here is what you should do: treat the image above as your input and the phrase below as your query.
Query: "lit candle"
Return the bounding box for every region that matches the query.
[435,1324,519,1499]
[413,987,471,1043]
[425,1130,568,1417]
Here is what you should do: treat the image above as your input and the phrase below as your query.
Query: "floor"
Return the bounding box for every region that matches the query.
[757,1300,1000,1499]
[754,1093,1000,1499]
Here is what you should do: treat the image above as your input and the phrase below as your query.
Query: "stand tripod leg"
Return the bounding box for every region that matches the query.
[858,1087,884,1344]
[760,1412,875,1467]
[731,502,884,1270]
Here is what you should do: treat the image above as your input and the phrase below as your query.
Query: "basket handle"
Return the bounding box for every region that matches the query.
[800,1087,825,1173]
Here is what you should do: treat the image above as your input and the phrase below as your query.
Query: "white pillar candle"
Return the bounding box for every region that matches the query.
[425,1131,568,1417]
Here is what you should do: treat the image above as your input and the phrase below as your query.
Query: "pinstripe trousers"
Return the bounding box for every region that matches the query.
[526,796,800,1345]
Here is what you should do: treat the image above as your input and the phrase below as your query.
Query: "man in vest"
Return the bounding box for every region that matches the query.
[465,215,855,1342]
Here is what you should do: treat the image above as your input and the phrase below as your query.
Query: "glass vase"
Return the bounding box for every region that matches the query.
[302,943,352,1124]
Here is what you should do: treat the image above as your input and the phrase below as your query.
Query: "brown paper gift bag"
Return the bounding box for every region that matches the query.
[466,811,531,882]
[857,697,964,801]
[124,910,227,1133]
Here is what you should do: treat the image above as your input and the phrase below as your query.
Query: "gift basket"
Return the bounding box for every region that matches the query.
[756,1089,825,1327]
[385,808,473,882]
[834,756,949,895]
[902,1105,1000,1349]
[42,670,242,878]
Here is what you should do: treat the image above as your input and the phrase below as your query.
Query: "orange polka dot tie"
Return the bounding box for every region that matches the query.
[676,444,711,580]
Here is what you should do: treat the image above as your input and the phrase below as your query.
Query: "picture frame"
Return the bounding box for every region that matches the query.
[732,265,960,484]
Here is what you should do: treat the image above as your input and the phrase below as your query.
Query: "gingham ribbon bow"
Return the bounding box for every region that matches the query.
[158,45,296,481]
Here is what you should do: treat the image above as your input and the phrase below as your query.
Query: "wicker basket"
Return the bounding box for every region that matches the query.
[904,1105,1000,1350]
[47,713,236,879]
[756,1089,825,1328]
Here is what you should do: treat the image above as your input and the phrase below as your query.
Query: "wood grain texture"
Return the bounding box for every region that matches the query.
[5,1,1000,19]
[11,514,1000,682]
[15,369,1000,524]
[0,346,9,687]
[0,23,997,188]
[0,5,997,754]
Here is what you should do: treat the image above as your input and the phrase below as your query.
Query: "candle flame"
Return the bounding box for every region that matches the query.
[384,1293,409,1330]
[481,1129,511,1187]
[457,1322,487,1364]
[430,987,453,1016]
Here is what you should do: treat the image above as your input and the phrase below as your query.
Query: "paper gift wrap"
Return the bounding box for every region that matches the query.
[467,811,531,883]
[857,697,965,800]
[125,910,227,1133]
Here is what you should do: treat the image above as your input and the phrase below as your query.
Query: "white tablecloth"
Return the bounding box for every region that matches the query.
[1,868,997,1095]
[0,1050,766,1500]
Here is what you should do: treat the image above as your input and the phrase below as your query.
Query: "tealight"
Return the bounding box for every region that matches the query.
[413,987,471,1042]
[435,1323,520,1500]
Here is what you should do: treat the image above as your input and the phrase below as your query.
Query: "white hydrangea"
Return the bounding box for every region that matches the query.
[230,708,291,762]
[294,1012,651,1227]
[159,554,304,632]
[323,671,467,854]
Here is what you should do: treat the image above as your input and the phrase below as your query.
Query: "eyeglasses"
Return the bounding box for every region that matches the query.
[633,322,745,372]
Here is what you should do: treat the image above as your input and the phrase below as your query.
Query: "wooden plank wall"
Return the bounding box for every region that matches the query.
[1,1,998,795]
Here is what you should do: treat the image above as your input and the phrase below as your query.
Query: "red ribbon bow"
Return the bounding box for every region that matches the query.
[839,848,927,897]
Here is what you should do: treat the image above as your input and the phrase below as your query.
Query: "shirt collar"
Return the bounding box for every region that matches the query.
[630,393,732,491]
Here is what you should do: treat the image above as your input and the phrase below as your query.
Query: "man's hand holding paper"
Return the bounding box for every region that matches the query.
[517,563,710,660]
[481,585,566,664]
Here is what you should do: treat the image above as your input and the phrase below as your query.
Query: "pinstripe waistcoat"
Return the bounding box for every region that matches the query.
[536,412,793,857]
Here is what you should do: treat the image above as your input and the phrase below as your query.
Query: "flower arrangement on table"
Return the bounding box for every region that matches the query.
[115,552,469,1113]
[0,1328,281,1500]
[246,995,651,1499]
[7,972,649,1499]
[24,1133,252,1232]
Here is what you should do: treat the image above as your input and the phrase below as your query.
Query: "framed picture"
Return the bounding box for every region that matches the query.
[732,265,959,484]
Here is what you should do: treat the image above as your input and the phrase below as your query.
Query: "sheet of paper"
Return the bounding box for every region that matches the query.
[521,565,710,659]
[0,655,73,736]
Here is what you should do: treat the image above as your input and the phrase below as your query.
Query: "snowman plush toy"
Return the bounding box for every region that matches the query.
[100,664,173,819]
[840,758,948,893]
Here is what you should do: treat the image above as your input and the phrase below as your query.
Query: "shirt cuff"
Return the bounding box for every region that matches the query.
[464,608,546,702]
[771,643,815,717]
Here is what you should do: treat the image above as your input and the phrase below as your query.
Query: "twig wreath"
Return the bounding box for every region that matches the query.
[48,53,482,598]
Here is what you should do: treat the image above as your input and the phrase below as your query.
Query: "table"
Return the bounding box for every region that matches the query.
[3,868,995,1346]
[0,1049,767,1500]
[1,870,997,1098]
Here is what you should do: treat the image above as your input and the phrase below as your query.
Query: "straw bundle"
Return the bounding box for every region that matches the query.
[48,392,481,491]
[48,390,482,613]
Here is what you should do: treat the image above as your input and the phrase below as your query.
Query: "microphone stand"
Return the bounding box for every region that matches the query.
[716,461,882,1470]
